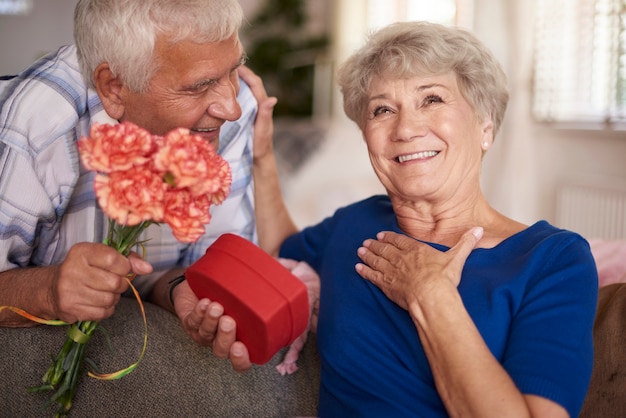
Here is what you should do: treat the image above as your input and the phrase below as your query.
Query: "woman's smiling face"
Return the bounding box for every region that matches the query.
[363,71,493,204]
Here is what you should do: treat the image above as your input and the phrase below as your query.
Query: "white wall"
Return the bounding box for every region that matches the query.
[0,0,76,75]
[1,0,624,230]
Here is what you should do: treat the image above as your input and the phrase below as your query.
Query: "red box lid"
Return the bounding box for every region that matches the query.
[185,233,310,364]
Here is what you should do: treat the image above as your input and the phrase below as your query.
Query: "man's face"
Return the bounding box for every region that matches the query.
[118,33,245,151]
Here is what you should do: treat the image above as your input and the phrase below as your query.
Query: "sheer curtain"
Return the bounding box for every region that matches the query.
[477,0,540,224]
[532,0,626,128]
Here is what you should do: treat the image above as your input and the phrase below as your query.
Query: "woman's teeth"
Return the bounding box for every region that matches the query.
[398,151,439,163]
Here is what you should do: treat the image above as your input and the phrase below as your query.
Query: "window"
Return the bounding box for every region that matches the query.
[532,0,626,128]
[0,0,32,15]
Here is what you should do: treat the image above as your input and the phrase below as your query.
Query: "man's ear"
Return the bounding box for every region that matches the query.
[93,62,125,120]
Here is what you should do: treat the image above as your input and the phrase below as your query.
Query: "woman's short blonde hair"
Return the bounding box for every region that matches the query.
[336,21,509,137]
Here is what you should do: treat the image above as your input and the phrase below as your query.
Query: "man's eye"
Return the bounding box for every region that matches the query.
[189,80,217,92]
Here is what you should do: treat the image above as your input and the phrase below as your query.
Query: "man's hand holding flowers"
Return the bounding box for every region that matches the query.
[50,243,153,324]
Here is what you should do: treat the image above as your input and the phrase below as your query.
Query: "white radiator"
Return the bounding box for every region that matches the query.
[557,185,626,240]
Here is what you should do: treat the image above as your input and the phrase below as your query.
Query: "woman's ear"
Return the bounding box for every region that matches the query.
[480,117,494,150]
[93,62,125,120]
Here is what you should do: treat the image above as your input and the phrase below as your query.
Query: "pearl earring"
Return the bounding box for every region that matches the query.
[482,141,489,148]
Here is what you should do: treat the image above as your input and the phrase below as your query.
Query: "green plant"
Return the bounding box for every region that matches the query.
[244,0,329,117]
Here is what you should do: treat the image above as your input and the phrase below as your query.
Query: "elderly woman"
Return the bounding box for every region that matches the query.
[217,21,598,417]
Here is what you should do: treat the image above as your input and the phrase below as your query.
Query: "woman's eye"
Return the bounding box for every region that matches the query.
[424,94,443,105]
[372,106,392,117]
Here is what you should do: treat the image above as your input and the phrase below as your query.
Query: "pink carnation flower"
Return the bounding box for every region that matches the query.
[154,128,231,197]
[78,122,156,173]
[94,166,166,226]
[163,190,212,243]
[211,157,233,205]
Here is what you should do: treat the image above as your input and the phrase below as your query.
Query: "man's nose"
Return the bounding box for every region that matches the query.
[207,82,243,122]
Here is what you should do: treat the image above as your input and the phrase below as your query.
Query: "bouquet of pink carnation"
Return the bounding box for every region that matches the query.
[28,121,231,416]
[81,121,231,242]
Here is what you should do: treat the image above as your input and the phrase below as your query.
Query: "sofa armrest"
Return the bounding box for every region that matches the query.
[579,283,626,418]
[0,297,320,417]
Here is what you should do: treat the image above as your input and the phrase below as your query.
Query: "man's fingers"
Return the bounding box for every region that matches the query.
[127,254,153,275]
[212,316,237,358]
[183,300,209,331]
[229,342,252,372]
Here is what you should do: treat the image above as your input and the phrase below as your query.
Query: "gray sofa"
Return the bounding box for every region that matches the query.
[2,283,625,417]
[0,297,320,417]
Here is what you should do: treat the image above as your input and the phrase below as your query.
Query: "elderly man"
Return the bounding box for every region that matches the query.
[0,0,277,365]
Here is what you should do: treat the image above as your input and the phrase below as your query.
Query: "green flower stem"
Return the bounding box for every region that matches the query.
[61,341,87,416]
[30,320,98,416]
[30,220,151,416]
[105,220,153,256]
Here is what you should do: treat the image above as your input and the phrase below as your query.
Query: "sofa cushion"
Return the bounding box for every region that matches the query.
[0,297,320,417]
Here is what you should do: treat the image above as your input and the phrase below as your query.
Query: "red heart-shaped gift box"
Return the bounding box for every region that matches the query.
[185,233,310,364]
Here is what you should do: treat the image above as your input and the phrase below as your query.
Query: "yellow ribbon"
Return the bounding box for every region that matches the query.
[67,323,92,344]
[0,306,68,326]
[88,277,148,380]
[0,277,148,381]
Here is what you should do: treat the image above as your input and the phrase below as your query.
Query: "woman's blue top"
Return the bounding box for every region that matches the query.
[280,195,598,417]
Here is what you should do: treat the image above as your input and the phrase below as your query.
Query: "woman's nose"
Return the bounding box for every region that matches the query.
[207,82,242,122]
[394,110,427,141]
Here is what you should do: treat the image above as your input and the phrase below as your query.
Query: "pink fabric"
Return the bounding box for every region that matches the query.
[275,258,320,375]
[589,239,626,287]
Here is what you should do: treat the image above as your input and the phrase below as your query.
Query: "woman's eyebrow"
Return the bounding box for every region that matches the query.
[416,83,447,92]
[367,82,450,101]
[367,93,388,103]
